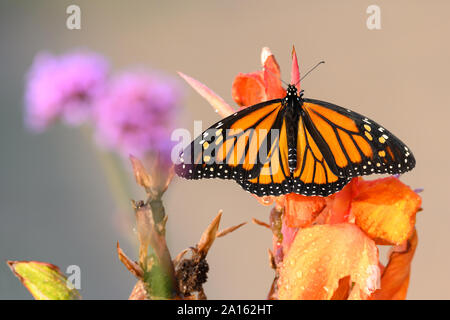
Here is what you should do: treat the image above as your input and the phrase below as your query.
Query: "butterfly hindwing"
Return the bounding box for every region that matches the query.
[292,115,352,196]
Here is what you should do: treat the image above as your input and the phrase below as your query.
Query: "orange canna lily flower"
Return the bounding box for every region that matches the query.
[277,178,421,299]
[226,49,422,300]
[179,47,422,300]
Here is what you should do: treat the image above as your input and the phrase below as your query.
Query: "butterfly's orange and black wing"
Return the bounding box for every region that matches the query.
[290,112,352,196]
[176,93,415,197]
[237,111,294,196]
[175,100,289,192]
[292,98,415,196]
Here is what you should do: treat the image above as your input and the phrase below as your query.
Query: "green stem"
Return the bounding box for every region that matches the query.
[79,126,131,211]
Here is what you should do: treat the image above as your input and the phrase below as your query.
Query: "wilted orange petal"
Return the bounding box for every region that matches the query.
[370,229,418,300]
[178,72,235,118]
[284,193,326,228]
[351,177,422,245]
[231,72,266,107]
[330,276,351,300]
[278,223,379,300]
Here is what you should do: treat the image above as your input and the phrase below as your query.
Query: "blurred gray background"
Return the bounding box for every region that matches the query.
[0,0,447,299]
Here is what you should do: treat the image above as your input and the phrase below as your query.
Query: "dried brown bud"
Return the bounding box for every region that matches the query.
[197,211,222,258]
[216,222,247,238]
[252,218,271,229]
[130,155,152,191]
[117,242,144,279]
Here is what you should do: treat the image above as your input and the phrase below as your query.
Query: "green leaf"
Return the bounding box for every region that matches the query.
[7,260,81,300]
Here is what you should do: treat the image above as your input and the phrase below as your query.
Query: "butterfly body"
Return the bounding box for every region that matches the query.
[282,85,302,173]
[175,84,415,197]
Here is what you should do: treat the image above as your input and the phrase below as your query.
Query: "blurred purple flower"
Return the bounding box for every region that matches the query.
[25,51,109,132]
[94,71,181,160]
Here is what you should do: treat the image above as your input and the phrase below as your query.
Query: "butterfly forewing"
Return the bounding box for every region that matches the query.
[175,100,285,184]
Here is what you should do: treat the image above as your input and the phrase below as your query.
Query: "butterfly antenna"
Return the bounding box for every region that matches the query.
[296,61,325,86]
[263,67,289,87]
[280,78,289,86]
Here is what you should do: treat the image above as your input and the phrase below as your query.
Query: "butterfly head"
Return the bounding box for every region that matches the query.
[286,84,298,96]
[286,84,304,98]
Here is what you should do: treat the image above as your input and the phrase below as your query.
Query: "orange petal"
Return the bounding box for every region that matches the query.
[178,72,235,118]
[370,229,418,300]
[278,223,380,300]
[284,193,326,228]
[291,46,301,91]
[330,276,351,300]
[327,178,358,224]
[351,177,422,245]
[251,194,277,206]
[231,71,266,107]
[261,48,285,100]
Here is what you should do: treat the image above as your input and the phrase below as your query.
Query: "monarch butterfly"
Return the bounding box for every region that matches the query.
[175,84,415,197]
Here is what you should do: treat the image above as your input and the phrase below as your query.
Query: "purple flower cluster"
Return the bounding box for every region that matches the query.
[94,72,181,159]
[25,50,182,162]
[25,51,108,131]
